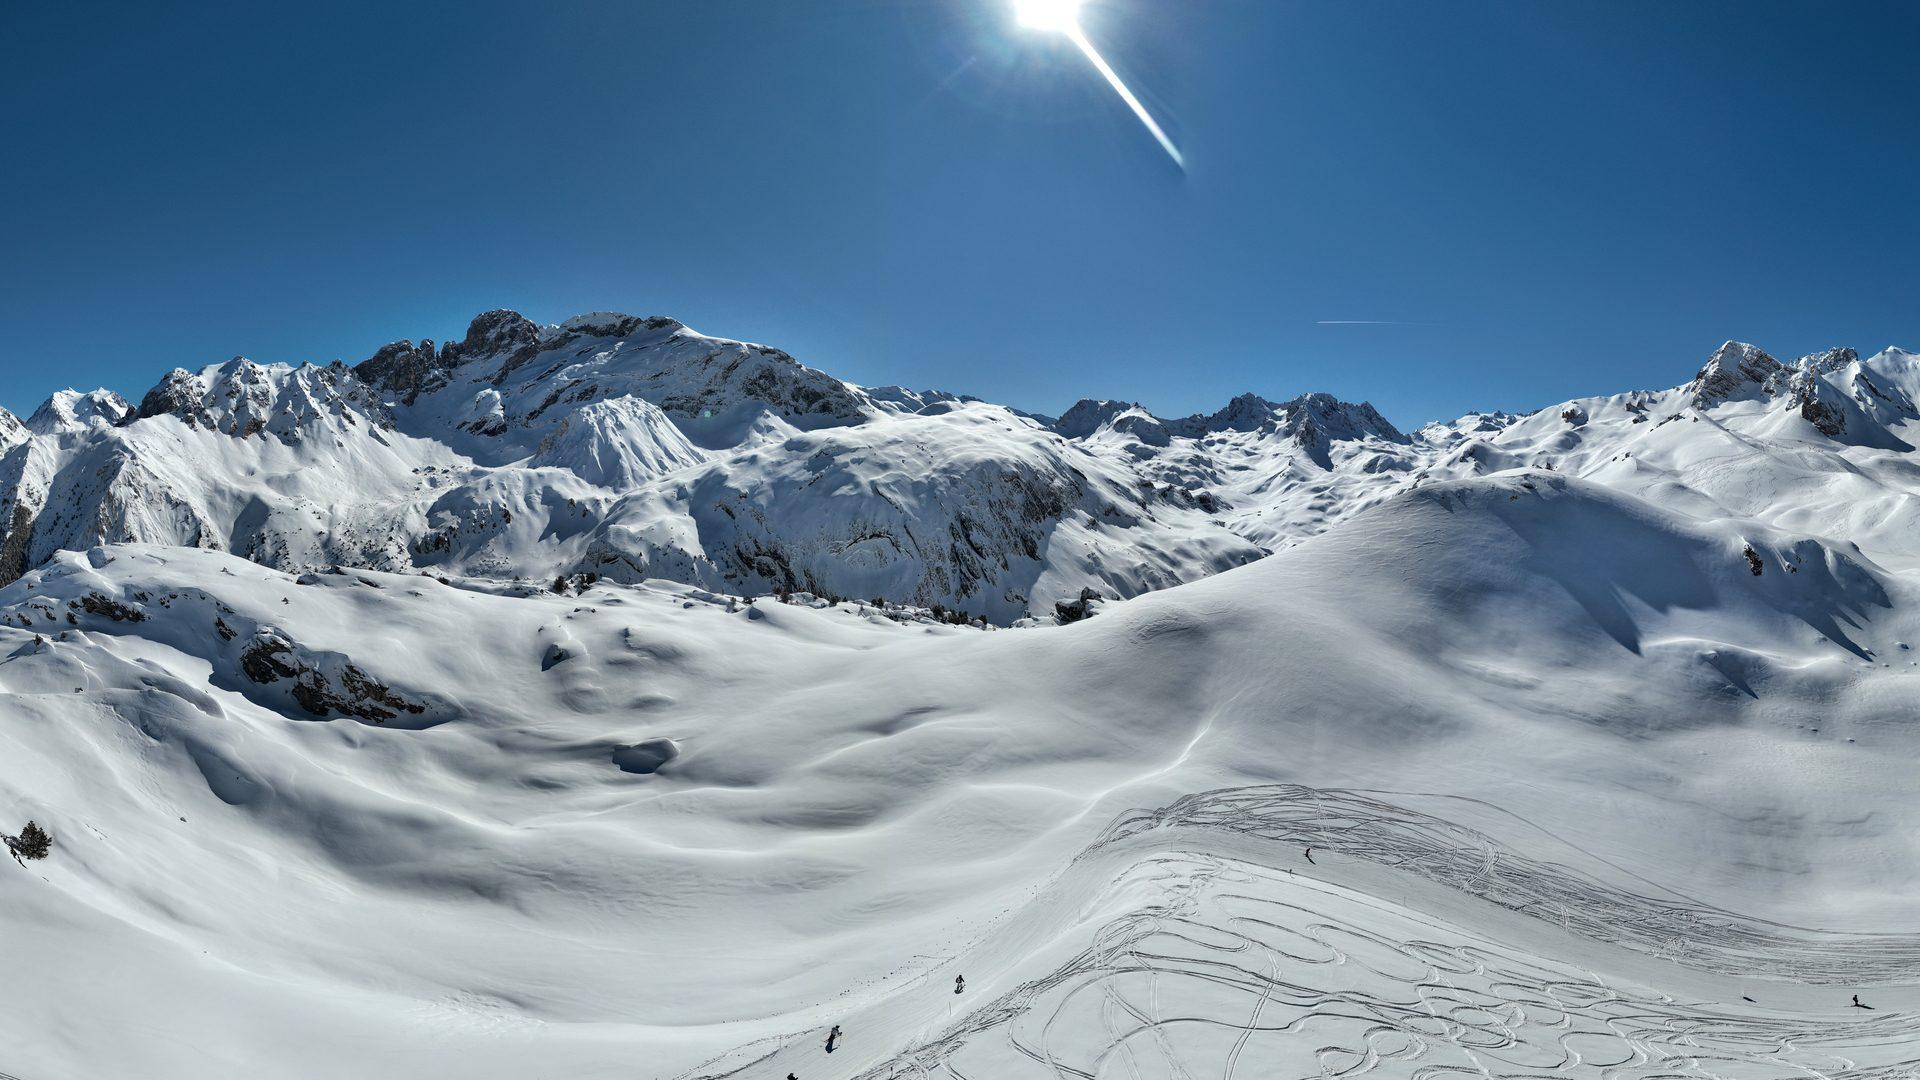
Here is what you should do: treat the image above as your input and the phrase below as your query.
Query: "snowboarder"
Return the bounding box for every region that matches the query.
[826,1025,842,1053]
[1304,846,1315,865]
[954,975,965,995]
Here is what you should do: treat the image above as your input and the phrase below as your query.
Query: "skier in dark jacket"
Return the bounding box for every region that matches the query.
[826,1025,842,1052]
[955,975,966,995]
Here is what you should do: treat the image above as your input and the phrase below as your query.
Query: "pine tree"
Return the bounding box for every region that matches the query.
[7,820,52,864]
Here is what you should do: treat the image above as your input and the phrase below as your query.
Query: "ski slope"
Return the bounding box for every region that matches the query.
[4,462,1920,1077]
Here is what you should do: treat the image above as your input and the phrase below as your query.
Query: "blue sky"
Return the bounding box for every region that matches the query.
[2,0,1914,425]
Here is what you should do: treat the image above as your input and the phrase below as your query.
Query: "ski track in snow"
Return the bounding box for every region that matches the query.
[684,786,1920,1080]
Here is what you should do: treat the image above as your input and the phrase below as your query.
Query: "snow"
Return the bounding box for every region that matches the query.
[2,319,1920,1076]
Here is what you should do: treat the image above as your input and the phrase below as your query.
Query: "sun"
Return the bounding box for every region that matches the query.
[1013,0,1084,33]
[1007,0,1184,168]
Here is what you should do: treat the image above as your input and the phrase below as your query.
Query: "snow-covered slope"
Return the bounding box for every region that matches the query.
[7,317,1920,1076]
[6,466,1920,1078]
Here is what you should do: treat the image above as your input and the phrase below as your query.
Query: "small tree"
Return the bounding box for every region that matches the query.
[7,821,52,865]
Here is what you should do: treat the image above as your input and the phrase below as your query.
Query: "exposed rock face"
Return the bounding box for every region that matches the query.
[1688,341,1783,408]
[356,339,448,405]
[1807,347,1860,374]
[135,369,214,425]
[446,309,541,367]
[77,592,147,622]
[1787,365,1846,437]
[239,629,427,724]
[1054,586,1103,624]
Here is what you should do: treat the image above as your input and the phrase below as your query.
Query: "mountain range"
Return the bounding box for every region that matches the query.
[7,313,1920,1079]
[4,310,1916,623]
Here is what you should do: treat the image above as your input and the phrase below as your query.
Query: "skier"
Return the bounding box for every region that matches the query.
[1852,994,1873,1009]
[826,1025,842,1053]
[1304,846,1315,865]
[954,975,965,995]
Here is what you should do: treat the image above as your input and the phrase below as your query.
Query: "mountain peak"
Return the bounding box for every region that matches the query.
[1053,399,1143,439]
[450,309,541,363]
[132,358,389,439]
[554,311,683,340]
[1199,392,1281,432]
[1277,392,1407,445]
[1802,346,1859,374]
[1688,340,1783,407]
[28,387,131,435]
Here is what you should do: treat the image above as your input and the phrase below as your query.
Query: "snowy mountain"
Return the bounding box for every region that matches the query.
[0,311,1274,622]
[6,317,1920,1077]
[5,311,1915,626]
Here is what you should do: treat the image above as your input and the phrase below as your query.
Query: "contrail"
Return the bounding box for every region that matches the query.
[1066,24,1183,169]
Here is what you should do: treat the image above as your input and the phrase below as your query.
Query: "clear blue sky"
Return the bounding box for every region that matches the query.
[3,0,1915,426]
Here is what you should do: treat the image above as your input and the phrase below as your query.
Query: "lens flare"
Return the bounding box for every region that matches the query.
[1012,0,1184,169]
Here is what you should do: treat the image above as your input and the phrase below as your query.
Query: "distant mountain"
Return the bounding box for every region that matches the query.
[1,313,1914,621]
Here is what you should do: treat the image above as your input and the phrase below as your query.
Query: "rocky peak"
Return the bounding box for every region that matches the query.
[26,388,131,435]
[444,309,541,368]
[1053,399,1142,439]
[135,368,213,425]
[1688,341,1783,407]
[1276,393,1407,445]
[133,358,390,439]
[1803,347,1859,374]
[355,339,446,405]
[1203,392,1282,433]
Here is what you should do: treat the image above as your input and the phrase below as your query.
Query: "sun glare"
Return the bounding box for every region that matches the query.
[1013,0,1084,33]
[1012,0,1185,169]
